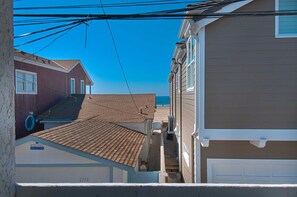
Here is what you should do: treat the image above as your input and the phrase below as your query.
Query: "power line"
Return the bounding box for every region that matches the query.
[99,0,140,114]
[14,0,197,10]
[13,10,297,20]
[14,19,86,38]
[14,22,84,47]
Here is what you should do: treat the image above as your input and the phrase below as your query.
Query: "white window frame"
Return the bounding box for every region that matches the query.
[80,80,85,94]
[176,67,180,94]
[70,78,75,94]
[15,69,37,94]
[186,36,195,91]
[275,0,297,38]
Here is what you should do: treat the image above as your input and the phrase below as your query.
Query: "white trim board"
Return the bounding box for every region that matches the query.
[181,0,254,38]
[14,56,67,73]
[14,57,94,85]
[198,129,297,141]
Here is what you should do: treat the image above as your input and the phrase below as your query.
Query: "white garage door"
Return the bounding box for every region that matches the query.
[207,159,297,184]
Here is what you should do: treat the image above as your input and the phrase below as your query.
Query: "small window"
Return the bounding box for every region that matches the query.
[276,0,297,37]
[15,70,37,94]
[176,67,180,93]
[80,80,85,94]
[70,78,75,94]
[186,36,195,91]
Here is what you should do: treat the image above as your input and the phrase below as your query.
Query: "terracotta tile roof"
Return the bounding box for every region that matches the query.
[32,118,146,168]
[38,94,156,123]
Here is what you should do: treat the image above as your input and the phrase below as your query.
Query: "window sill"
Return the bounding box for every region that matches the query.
[186,87,194,92]
[16,92,37,95]
[275,34,297,38]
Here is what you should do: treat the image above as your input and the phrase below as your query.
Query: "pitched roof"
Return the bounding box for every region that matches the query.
[53,60,94,85]
[32,118,146,168]
[178,0,252,38]
[38,94,156,123]
[14,50,65,71]
[14,50,93,85]
[52,60,80,71]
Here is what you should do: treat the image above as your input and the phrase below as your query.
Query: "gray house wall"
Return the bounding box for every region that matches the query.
[0,1,15,196]
[204,0,297,129]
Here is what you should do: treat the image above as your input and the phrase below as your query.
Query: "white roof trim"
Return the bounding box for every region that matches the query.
[70,61,94,85]
[14,56,67,73]
[178,0,254,38]
[53,60,94,85]
[15,56,94,85]
[196,0,254,31]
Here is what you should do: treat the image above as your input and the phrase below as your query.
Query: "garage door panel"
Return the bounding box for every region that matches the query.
[207,159,297,184]
[213,164,242,176]
[243,164,272,177]
[272,164,297,176]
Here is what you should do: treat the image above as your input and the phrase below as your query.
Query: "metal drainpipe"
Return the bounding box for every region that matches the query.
[171,80,172,116]
[178,63,183,174]
[174,74,176,118]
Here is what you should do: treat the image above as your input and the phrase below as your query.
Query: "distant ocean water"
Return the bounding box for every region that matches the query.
[156,96,170,106]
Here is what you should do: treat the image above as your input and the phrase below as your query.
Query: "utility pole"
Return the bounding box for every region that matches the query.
[0,1,15,197]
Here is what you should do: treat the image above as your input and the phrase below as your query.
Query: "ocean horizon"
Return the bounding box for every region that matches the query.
[156,96,170,106]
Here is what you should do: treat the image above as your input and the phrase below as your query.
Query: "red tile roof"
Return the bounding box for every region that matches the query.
[38,94,156,123]
[32,118,146,168]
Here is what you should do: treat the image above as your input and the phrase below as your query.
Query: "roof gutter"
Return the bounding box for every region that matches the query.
[39,120,74,123]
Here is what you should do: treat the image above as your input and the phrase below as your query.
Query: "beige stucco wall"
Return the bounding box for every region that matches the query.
[0,1,15,196]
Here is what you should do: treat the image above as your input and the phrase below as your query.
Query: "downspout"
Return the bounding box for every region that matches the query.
[174,74,177,117]
[191,23,200,183]
[171,80,173,116]
[173,62,183,174]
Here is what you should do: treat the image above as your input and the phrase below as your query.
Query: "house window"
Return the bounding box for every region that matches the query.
[186,36,195,91]
[176,67,180,93]
[15,70,37,94]
[70,78,75,94]
[276,0,297,37]
[80,80,85,94]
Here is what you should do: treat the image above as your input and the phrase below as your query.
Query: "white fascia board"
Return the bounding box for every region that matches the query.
[63,61,94,86]
[14,56,67,73]
[194,0,254,33]
[178,18,189,39]
[39,120,73,123]
[15,57,94,86]
[198,129,297,141]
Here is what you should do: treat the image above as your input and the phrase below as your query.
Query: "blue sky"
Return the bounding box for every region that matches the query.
[13,0,192,96]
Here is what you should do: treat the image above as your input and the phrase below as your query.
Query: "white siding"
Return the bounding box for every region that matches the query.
[16,141,99,164]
